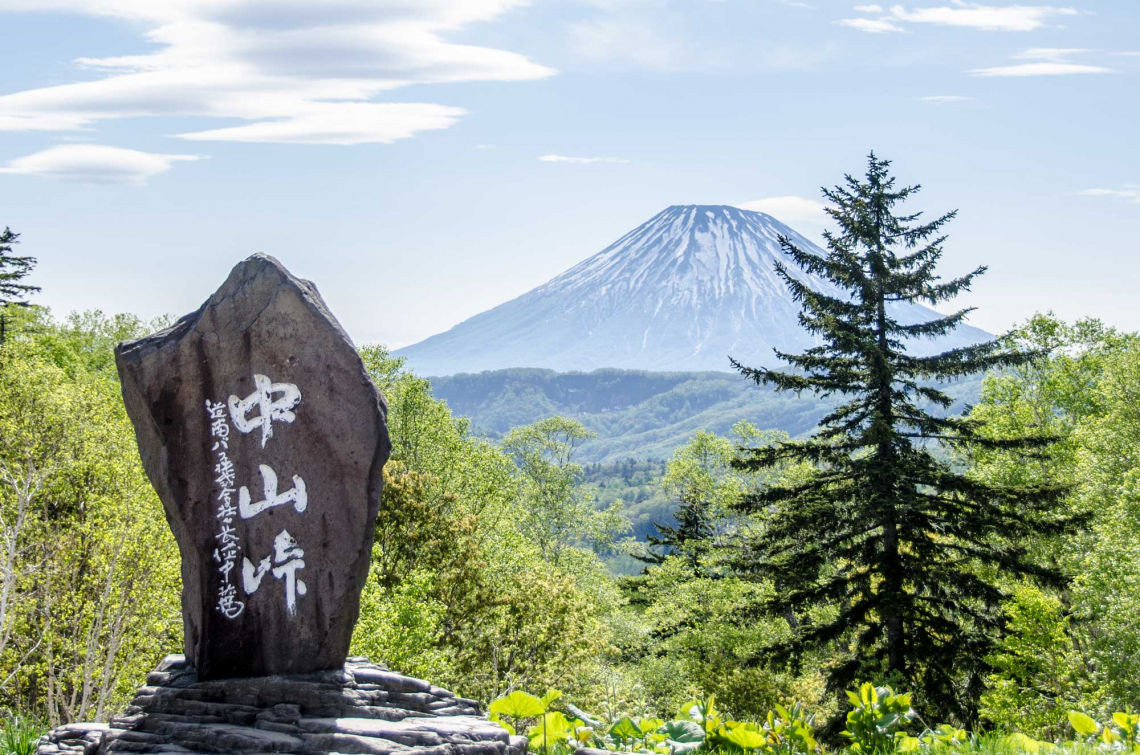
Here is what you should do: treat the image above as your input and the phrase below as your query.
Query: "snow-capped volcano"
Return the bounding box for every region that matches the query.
[395,205,992,375]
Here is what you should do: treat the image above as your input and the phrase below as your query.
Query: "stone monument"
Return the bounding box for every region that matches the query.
[37,255,526,755]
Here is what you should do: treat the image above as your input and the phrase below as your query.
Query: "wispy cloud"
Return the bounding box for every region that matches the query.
[1015,47,1092,61]
[0,1,552,146]
[970,62,1113,76]
[922,95,975,103]
[839,2,1078,34]
[0,144,200,184]
[737,196,829,225]
[836,17,906,33]
[970,48,1114,76]
[1080,186,1140,204]
[539,154,630,164]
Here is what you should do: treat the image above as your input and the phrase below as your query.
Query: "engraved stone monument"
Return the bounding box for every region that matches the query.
[37,255,526,755]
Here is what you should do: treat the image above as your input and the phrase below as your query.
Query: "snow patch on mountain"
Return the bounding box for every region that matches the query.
[395,205,992,376]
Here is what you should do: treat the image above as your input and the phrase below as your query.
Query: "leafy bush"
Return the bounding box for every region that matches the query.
[487,689,820,755]
[842,684,916,754]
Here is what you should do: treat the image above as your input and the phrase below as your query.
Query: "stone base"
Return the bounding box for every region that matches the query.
[38,656,528,755]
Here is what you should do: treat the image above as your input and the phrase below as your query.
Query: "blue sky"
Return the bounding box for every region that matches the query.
[0,0,1136,348]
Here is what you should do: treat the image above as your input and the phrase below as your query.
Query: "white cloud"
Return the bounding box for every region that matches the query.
[1014,47,1091,61]
[1080,186,1140,204]
[539,154,630,164]
[0,0,553,145]
[0,144,200,184]
[175,103,465,146]
[970,47,1114,76]
[836,17,906,32]
[737,196,830,225]
[922,95,975,102]
[839,2,1079,35]
[886,3,1078,32]
[969,62,1113,76]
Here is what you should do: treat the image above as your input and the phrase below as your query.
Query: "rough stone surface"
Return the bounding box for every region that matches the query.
[115,254,391,680]
[37,656,527,755]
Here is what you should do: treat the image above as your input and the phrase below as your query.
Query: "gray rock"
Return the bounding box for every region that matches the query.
[115,255,391,680]
[39,657,524,755]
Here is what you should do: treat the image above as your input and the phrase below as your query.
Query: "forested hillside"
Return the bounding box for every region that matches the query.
[428,368,983,463]
[4,304,1140,754]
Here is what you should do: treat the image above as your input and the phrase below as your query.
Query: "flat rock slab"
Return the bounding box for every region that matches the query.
[37,656,527,755]
[115,254,390,680]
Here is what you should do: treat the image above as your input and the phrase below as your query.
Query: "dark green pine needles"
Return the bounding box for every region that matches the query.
[729,154,1077,724]
[0,227,40,306]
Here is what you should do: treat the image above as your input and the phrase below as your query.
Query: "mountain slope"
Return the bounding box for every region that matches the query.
[428,368,984,464]
[397,205,992,375]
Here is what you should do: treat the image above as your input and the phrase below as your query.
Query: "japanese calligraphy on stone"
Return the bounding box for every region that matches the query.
[208,373,310,619]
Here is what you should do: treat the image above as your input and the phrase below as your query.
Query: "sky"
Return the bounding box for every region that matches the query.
[0,0,1137,348]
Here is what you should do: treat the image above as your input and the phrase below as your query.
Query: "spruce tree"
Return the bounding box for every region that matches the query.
[730,154,1075,723]
[636,489,716,569]
[0,227,39,306]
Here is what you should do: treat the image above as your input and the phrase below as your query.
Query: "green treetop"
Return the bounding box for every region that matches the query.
[0,227,40,307]
[729,153,1078,723]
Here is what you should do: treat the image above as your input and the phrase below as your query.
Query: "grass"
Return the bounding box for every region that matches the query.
[0,715,45,755]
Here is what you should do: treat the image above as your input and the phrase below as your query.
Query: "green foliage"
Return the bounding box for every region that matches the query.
[503,416,630,564]
[0,228,39,308]
[979,586,1082,739]
[428,368,982,466]
[842,684,916,754]
[0,309,181,725]
[353,346,621,704]
[0,714,45,755]
[969,315,1140,723]
[730,155,1075,724]
[490,690,547,731]
[487,687,822,755]
[661,719,706,754]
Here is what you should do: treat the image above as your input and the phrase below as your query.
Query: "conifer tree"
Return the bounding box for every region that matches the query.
[0,227,40,306]
[636,489,716,569]
[730,154,1076,723]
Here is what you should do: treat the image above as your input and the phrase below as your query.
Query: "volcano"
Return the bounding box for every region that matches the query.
[395,205,992,375]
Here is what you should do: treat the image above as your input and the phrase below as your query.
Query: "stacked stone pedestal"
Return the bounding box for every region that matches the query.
[38,657,527,755]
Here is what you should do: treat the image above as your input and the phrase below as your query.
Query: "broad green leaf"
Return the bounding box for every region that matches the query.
[490,691,545,720]
[725,727,769,751]
[660,720,705,747]
[1004,733,1045,754]
[896,735,920,752]
[540,689,563,711]
[876,713,900,731]
[640,719,665,735]
[529,712,573,749]
[611,717,643,743]
[1069,711,1099,737]
[489,713,515,736]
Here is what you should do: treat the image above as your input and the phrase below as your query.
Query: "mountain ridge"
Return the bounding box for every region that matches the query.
[396,205,992,376]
